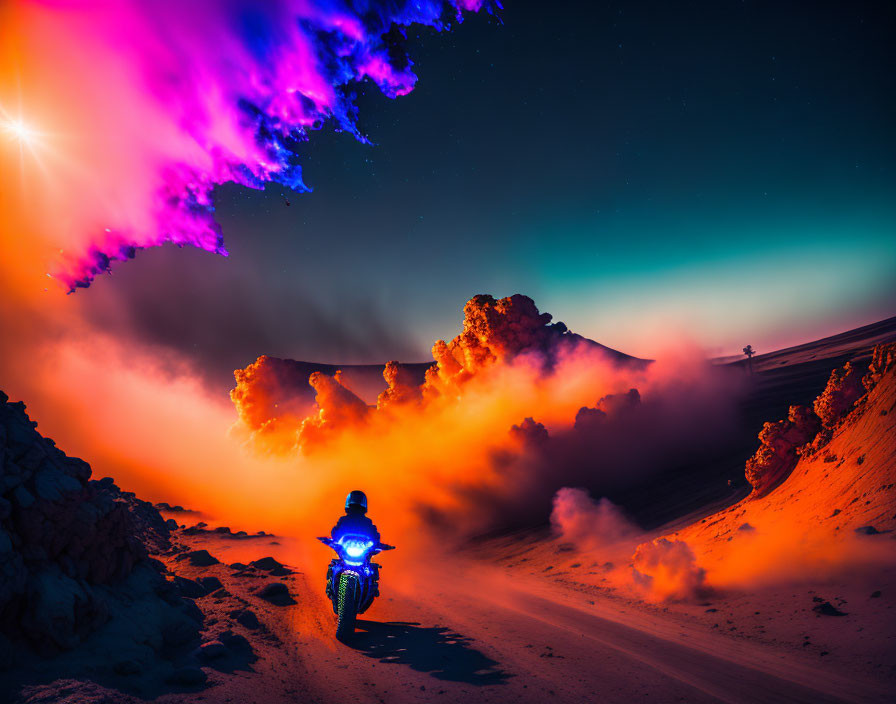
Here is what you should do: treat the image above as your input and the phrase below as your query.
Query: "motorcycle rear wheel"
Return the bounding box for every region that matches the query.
[335,572,358,641]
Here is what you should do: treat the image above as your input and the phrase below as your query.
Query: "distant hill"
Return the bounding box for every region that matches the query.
[729,316,896,432]
[728,315,896,372]
[232,332,645,411]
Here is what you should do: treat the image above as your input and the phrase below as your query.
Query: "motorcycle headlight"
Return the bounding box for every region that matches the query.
[341,538,374,559]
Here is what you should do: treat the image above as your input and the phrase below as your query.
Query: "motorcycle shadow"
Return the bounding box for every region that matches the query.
[349,620,511,686]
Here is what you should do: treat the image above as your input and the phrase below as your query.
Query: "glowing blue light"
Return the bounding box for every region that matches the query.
[341,538,373,559]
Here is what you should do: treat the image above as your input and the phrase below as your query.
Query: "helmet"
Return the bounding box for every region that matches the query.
[345,490,368,514]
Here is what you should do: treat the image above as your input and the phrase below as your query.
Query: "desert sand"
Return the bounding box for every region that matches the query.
[2,317,895,704]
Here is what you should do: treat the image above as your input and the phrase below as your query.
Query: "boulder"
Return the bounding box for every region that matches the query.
[166,666,207,687]
[0,391,173,652]
[249,556,291,575]
[197,640,227,660]
[255,582,295,606]
[173,576,206,599]
[745,405,820,496]
[179,549,219,567]
[197,576,223,594]
[230,608,261,630]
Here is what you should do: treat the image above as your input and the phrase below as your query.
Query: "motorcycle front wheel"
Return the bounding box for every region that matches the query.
[335,572,358,641]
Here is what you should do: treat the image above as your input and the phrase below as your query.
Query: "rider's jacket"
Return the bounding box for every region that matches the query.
[330,512,381,544]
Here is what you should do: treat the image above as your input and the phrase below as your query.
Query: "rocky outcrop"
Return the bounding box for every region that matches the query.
[813,362,864,429]
[745,344,896,496]
[745,405,820,496]
[0,390,194,658]
[863,342,896,390]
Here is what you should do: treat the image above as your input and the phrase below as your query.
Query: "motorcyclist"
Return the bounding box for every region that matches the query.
[325,490,382,600]
[331,490,380,543]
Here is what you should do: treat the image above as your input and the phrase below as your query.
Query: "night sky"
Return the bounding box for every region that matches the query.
[84,0,896,388]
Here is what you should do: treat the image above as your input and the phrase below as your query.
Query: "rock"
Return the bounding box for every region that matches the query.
[197,576,223,594]
[173,576,206,599]
[179,597,205,623]
[179,549,219,567]
[745,405,819,496]
[812,601,847,616]
[13,485,35,508]
[814,362,864,428]
[855,525,881,535]
[230,608,261,630]
[181,523,271,541]
[165,518,178,530]
[19,568,106,652]
[219,630,251,652]
[166,666,207,687]
[197,640,227,660]
[250,556,291,575]
[863,343,896,390]
[255,582,295,606]
[42,464,82,497]
[161,616,200,647]
[1,389,176,652]
[871,590,882,598]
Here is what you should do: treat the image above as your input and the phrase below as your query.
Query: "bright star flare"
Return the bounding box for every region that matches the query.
[4,118,35,144]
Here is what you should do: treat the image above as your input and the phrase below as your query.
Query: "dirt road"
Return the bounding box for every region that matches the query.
[176,555,893,704]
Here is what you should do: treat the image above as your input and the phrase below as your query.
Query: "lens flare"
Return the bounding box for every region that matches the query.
[3,118,35,145]
[0,1,498,293]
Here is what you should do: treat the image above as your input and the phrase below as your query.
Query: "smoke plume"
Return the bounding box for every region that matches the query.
[231,294,743,539]
[631,538,707,601]
[550,487,637,549]
[2,0,495,291]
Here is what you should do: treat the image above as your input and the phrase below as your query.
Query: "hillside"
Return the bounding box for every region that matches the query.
[671,344,896,573]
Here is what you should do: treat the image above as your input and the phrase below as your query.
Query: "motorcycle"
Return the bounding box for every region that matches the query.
[317,533,394,640]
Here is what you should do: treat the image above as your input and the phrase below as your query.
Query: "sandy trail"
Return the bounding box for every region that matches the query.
[183,553,892,704]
